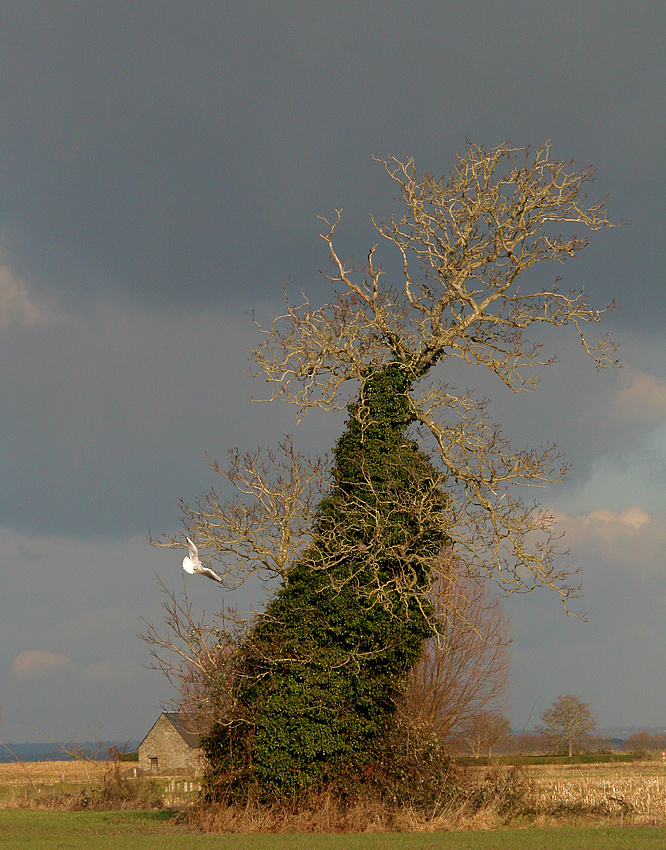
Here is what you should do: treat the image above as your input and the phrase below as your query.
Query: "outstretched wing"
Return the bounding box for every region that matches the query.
[183,538,200,574]
[198,566,223,582]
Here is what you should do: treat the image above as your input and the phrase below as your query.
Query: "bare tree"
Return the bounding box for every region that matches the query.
[512,731,545,756]
[402,551,510,744]
[461,710,512,759]
[140,578,247,732]
[621,730,664,757]
[155,142,617,633]
[538,693,597,757]
[249,141,617,617]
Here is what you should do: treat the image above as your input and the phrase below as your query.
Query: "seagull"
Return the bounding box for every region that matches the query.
[182,538,223,582]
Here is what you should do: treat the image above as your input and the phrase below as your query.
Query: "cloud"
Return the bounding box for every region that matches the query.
[0,263,59,329]
[80,662,121,682]
[552,506,666,573]
[580,505,650,532]
[12,650,73,678]
[613,367,666,423]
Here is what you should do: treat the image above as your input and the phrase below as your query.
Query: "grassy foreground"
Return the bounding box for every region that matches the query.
[2,810,666,850]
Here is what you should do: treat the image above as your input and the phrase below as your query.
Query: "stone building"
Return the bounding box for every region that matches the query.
[138,712,203,774]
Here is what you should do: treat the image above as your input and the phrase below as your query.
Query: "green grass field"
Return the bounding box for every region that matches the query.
[2,811,666,850]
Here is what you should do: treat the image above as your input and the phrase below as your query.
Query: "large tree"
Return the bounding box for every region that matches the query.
[150,141,616,800]
[251,141,617,613]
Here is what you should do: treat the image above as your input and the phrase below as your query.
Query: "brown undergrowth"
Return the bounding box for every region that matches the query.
[6,758,666,830]
[179,766,528,833]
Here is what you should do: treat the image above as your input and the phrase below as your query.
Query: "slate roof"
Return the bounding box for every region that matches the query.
[162,712,201,749]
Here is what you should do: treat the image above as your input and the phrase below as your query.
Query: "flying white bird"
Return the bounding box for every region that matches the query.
[182,538,223,582]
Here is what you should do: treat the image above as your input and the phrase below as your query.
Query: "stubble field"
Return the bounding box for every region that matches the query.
[524,760,666,823]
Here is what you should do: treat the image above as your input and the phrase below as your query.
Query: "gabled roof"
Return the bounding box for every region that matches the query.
[139,711,201,750]
[163,712,201,749]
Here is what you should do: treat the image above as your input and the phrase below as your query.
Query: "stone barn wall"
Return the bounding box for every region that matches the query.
[138,713,203,774]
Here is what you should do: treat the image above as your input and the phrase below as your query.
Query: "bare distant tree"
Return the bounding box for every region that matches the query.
[513,731,546,756]
[622,730,665,757]
[402,551,510,743]
[538,694,597,757]
[461,711,512,758]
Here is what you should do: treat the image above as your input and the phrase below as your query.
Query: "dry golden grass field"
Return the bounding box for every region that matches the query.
[0,758,110,787]
[523,760,666,824]
[3,757,666,830]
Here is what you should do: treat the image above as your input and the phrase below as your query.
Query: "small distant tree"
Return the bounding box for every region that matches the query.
[513,731,544,756]
[622,730,663,759]
[538,694,596,757]
[462,711,512,758]
[586,734,613,754]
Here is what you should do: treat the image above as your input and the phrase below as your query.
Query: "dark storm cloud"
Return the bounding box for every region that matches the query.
[0,1,662,323]
[0,301,344,539]
[1,1,665,742]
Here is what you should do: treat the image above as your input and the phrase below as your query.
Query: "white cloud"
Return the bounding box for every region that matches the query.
[580,505,650,531]
[614,366,666,423]
[0,262,59,329]
[552,506,666,573]
[12,650,73,678]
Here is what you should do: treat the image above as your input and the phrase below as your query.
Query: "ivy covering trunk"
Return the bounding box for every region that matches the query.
[202,364,449,797]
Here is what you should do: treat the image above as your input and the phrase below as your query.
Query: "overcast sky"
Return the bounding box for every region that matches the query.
[1,1,665,745]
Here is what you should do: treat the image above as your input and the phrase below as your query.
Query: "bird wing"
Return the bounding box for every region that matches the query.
[186,538,198,560]
[182,556,195,574]
[197,566,223,582]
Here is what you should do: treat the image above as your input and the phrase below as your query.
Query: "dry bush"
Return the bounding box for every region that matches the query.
[622,730,666,759]
[70,761,164,811]
[178,762,666,832]
[402,557,511,747]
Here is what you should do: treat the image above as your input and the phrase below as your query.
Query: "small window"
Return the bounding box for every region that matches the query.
[150,757,158,772]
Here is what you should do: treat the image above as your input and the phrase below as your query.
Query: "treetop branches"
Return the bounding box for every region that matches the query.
[250,141,618,610]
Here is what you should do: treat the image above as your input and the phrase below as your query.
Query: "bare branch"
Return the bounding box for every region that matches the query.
[402,552,511,744]
[248,142,618,609]
[150,437,329,588]
[139,577,248,729]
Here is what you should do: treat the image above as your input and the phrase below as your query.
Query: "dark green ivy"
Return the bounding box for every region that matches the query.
[202,363,449,798]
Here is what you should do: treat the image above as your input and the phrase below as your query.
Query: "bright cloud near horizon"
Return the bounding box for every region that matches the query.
[1,1,665,744]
